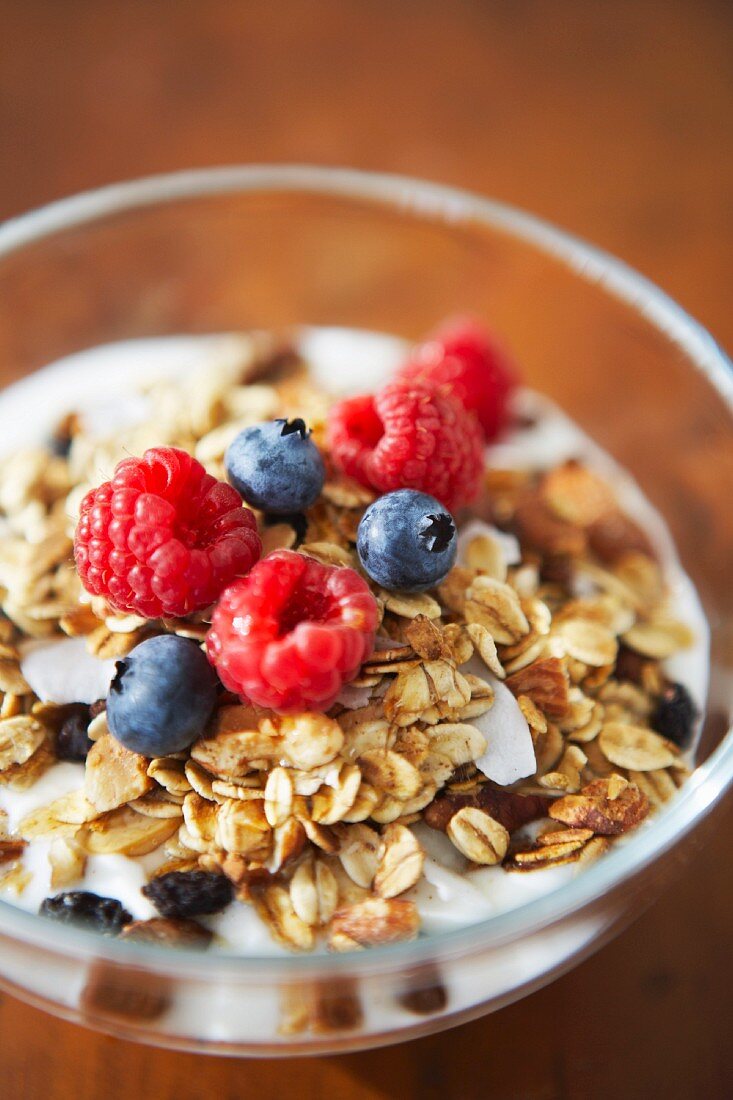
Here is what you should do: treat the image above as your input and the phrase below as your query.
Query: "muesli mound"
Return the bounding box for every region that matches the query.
[0,322,698,950]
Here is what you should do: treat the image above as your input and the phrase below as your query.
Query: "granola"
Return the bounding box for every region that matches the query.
[0,327,705,954]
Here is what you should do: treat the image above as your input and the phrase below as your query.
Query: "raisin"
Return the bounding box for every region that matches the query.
[89,698,107,718]
[652,682,696,748]
[56,705,93,762]
[39,891,132,935]
[142,870,233,919]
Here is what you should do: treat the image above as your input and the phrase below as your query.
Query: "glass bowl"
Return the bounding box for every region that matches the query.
[0,166,730,1056]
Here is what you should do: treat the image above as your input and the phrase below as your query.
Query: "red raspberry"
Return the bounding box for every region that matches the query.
[74,447,261,618]
[398,317,518,441]
[327,378,484,512]
[206,550,378,713]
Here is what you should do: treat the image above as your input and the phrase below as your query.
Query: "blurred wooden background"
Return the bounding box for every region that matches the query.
[0,1,731,1097]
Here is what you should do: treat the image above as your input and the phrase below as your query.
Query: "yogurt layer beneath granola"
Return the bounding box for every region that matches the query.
[0,328,708,954]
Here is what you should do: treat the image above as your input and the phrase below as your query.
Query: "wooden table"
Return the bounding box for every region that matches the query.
[0,2,731,1096]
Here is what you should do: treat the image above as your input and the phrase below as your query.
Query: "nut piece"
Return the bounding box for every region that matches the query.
[373,824,425,898]
[84,735,154,812]
[549,777,649,835]
[330,897,420,946]
[446,807,509,865]
[506,657,570,719]
[598,722,678,771]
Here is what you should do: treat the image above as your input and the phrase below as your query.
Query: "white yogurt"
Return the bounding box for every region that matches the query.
[0,328,710,956]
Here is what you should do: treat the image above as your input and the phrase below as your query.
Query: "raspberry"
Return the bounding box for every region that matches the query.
[327,378,484,512]
[74,447,261,618]
[398,317,518,441]
[207,550,378,712]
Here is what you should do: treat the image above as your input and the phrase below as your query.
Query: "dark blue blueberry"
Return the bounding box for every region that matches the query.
[56,704,93,761]
[106,635,219,756]
[225,418,325,515]
[357,489,457,592]
[652,681,697,748]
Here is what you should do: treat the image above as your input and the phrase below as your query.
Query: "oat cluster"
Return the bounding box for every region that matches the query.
[0,334,695,951]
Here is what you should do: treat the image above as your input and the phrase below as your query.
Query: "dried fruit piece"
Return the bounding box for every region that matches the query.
[142,870,233,918]
[424,786,550,834]
[39,891,132,935]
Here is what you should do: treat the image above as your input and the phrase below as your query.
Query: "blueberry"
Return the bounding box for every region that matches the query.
[39,891,132,935]
[652,681,697,748]
[225,418,325,514]
[357,489,457,592]
[56,704,93,762]
[106,635,219,756]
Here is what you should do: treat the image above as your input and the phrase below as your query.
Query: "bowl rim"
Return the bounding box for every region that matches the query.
[0,163,730,978]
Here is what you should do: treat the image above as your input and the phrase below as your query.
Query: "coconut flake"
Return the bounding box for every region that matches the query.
[457,518,521,568]
[334,682,374,710]
[463,657,536,785]
[20,637,118,705]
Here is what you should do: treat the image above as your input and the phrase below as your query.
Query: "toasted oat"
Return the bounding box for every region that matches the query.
[538,745,588,793]
[380,589,442,620]
[81,807,181,855]
[257,884,315,951]
[598,722,678,771]
[466,622,505,678]
[357,749,422,800]
[447,806,509,865]
[290,856,339,926]
[464,575,530,645]
[373,823,424,898]
[622,617,695,659]
[264,767,294,828]
[554,618,618,668]
[335,822,381,888]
